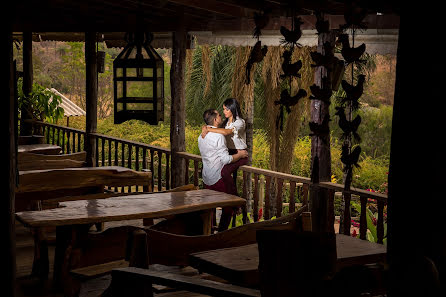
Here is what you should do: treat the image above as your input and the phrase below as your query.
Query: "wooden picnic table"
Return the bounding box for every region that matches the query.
[189,234,387,288]
[15,189,246,290]
[18,143,62,155]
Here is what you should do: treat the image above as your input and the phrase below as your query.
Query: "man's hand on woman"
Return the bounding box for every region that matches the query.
[201,126,209,138]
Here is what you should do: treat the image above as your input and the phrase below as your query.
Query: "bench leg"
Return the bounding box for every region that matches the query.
[31,227,49,279]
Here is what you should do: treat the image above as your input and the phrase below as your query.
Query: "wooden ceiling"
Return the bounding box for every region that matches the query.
[12,0,400,32]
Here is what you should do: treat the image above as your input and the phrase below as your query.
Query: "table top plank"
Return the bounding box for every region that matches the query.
[15,189,245,228]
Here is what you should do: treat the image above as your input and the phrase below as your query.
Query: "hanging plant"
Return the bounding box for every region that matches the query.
[17,78,64,124]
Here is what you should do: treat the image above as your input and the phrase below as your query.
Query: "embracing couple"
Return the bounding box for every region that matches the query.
[198,98,249,231]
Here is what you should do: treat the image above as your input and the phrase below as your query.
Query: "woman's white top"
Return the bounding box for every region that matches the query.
[225,117,247,150]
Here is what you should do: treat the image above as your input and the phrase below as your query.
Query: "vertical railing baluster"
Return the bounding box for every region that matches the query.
[289,181,296,213]
[377,200,385,244]
[114,141,119,166]
[78,133,81,152]
[121,143,125,192]
[128,144,133,192]
[253,173,259,222]
[61,129,65,154]
[342,193,351,236]
[108,139,112,166]
[46,126,50,144]
[165,153,170,190]
[242,171,248,224]
[158,151,162,192]
[185,158,190,185]
[276,178,284,218]
[150,150,155,190]
[66,130,70,154]
[360,196,367,240]
[328,189,335,233]
[52,127,55,144]
[142,148,149,192]
[193,160,199,187]
[135,146,140,192]
[302,183,309,206]
[95,137,99,167]
[264,175,271,220]
[101,137,105,167]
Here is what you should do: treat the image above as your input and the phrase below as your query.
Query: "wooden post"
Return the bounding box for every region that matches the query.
[310,30,336,233]
[388,12,446,296]
[4,29,17,297]
[85,32,98,167]
[21,31,33,136]
[170,26,187,188]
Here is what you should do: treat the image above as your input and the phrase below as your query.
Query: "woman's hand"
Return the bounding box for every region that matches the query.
[201,126,209,138]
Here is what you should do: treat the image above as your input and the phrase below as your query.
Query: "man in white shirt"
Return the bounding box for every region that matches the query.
[198,109,248,230]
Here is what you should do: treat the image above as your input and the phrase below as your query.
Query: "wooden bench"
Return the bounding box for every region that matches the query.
[102,208,310,297]
[16,166,153,211]
[108,267,261,297]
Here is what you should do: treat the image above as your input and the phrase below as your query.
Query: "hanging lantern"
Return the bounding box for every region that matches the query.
[113,32,164,125]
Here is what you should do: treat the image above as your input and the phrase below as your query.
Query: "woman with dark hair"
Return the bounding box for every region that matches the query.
[201,98,247,154]
[201,98,248,230]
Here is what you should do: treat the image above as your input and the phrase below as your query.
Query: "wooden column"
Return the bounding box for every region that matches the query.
[309,30,336,233]
[388,12,446,296]
[4,30,17,297]
[85,32,98,167]
[170,26,187,188]
[20,31,33,136]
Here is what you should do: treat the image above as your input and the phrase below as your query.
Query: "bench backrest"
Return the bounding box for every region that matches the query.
[18,151,87,171]
[142,207,310,266]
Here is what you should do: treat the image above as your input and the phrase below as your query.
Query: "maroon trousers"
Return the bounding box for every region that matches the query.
[205,154,248,231]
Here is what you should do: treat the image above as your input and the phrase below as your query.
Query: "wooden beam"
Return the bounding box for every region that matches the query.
[85,32,98,167]
[170,24,187,188]
[167,0,250,17]
[4,29,17,297]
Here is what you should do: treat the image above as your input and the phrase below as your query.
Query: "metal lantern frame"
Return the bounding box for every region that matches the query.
[113,32,164,125]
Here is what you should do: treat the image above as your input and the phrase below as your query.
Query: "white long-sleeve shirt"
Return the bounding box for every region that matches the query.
[225,117,247,150]
[198,127,233,186]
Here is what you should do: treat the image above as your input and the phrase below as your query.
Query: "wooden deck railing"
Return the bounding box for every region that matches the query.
[176,151,388,244]
[33,121,172,193]
[32,121,387,244]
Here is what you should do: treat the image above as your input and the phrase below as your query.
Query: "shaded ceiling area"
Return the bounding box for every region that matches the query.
[12,0,400,32]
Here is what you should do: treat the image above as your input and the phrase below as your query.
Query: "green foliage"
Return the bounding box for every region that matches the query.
[186,45,235,125]
[17,79,64,123]
[351,201,387,245]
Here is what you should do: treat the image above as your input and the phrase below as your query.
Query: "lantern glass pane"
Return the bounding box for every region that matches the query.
[116,81,124,98]
[117,103,124,112]
[127,68,137,77]
[127,81,154,98]
[144,68,153,77]
[116,68,123,77]
[127,103,154,111]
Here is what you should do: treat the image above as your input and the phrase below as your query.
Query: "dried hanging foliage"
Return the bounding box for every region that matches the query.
[201,45,212,96]
[232,46,255,113]
[261,46,316,173]
[277,46,315,173]
[185,48,194,83]
[262,46,283,171]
